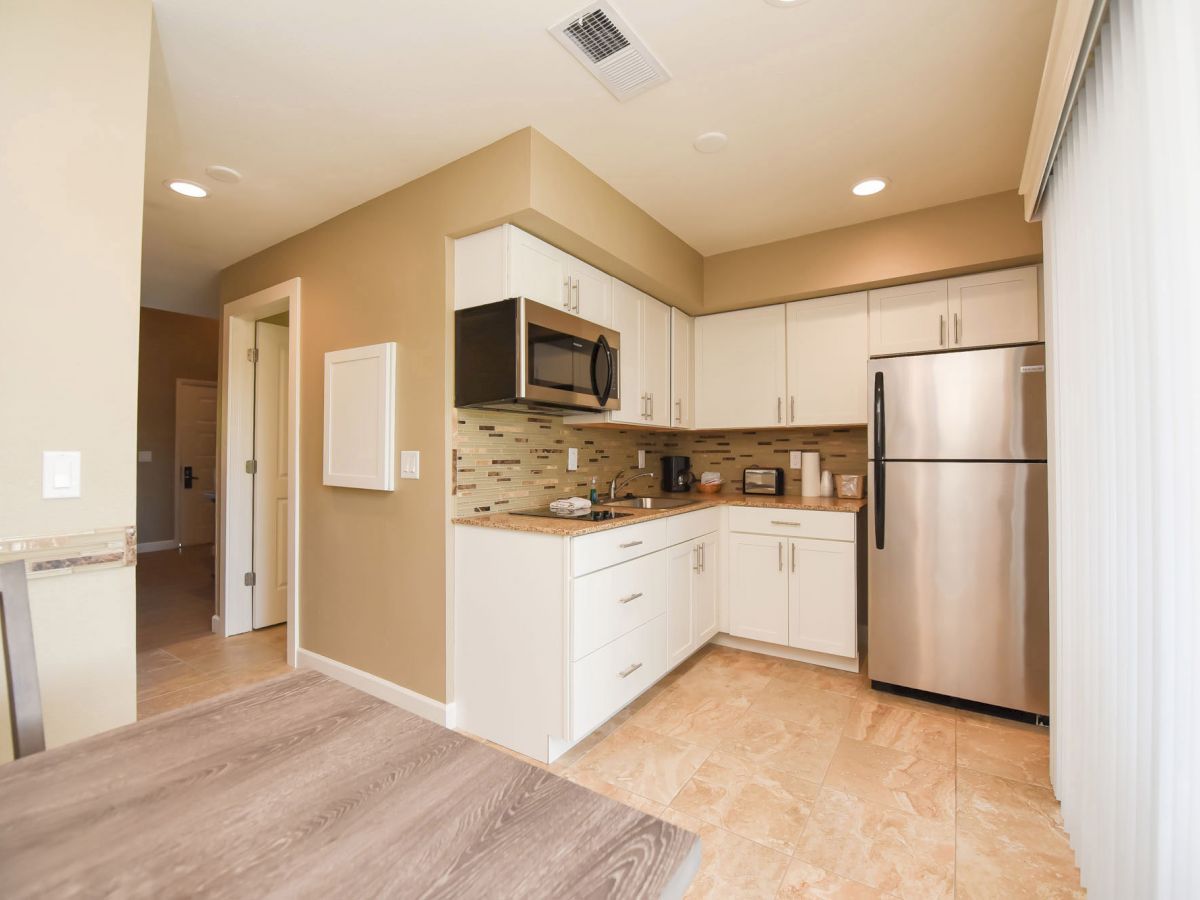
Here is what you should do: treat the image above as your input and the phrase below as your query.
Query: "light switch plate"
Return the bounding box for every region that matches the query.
[567,447,579,471]
[43,450,81,498]
[637,450,646,468]
[400,450,420,479]
[138,450,152,463]
[789,450,803,469]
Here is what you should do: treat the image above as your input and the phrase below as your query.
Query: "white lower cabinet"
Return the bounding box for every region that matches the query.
[788,538,856,657]
[728,532,790,645]
[666,531,718,669]
[571,614,666,740]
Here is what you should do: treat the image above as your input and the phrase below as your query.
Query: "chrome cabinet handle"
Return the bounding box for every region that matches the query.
[692,544,701,573]
[641,394,648,418]
[770,520,803,527]
[563,276,571,309]
[790,542,796,572]
[619,540,643,549]
[648,392,654,420]
[572,279,581,313]
[675,397,682,424]
[618,592,643,604]
[778,541,784,571]
[618,662,643,678]
[954,312,961,344]
[700,543,706,571]
[777,397,783,423]
[790,396,795,423]
[939,314,946,346]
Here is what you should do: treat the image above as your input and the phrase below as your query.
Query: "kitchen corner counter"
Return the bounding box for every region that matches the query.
[451,493,867,536]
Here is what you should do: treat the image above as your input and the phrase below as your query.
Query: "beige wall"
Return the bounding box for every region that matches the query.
[0,0,152,760]
[703,191,1042,313]
[137,308,220,545]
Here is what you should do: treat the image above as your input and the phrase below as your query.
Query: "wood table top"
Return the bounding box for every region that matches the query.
[0,670,699,899]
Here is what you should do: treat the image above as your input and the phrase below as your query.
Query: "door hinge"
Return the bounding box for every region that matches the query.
[243,571,256,587]
[245,459,258,475]
[247,348,259,363]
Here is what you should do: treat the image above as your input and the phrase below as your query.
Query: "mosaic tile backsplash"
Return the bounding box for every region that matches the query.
[453,409,867,516]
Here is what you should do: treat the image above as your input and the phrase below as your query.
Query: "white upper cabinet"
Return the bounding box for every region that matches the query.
[785,292,869,425]
[609,281,643,426]
[695,305,788,429]
[948,266,1041,349]
[509,227,571,313]
[868,280,950,356]
[671,308,694,429]
[567,256,614,326]
[641,293,671,427]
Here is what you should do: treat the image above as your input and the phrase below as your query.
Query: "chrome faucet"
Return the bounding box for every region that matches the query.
[609,470,655,501]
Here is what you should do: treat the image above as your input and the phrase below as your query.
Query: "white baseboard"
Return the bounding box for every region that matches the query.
[138,539,178,554]
[712,633,861,673]
[296,648,453,727]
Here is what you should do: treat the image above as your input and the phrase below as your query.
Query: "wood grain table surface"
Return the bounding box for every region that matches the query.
[0,670,700,899]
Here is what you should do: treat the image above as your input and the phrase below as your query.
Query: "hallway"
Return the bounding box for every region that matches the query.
[136,546,289,718]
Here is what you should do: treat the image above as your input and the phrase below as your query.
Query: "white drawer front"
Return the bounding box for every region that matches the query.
[728,506,855,542]
[572,551,667,660]
[572,519,668,577]
[571,615,667,741]
[665,507,721,547]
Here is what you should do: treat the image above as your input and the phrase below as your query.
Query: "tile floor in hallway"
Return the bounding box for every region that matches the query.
[136,545,289,719]
[475,644,1084,899]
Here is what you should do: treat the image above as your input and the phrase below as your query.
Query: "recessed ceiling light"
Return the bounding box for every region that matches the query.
[165,179,207,198]
[851,177,888,196]
[204,165,242,184]
[693,131,728,153]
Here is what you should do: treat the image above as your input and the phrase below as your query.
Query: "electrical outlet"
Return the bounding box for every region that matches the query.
[637,449,646,468]
[789,450,803,469]
[400,450,420,479]
[567,447,578,471]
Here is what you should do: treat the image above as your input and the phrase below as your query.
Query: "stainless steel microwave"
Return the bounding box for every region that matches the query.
[455,298,621,414]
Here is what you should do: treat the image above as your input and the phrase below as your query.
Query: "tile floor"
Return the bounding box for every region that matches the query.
[476,644,1084,899]
[136,546,289,719]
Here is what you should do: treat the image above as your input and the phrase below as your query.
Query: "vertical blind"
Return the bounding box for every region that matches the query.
[1042,0,1200,896]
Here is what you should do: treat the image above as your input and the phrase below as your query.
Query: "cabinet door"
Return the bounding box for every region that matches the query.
[670,308,694,428]
[568,256,613,326]
[693,533,719,646]
[641,294,672,427]
[695,305,788,429]
[788,537,856,658]
[667,541,697,668]
[610,281,643,425]
[729,533,789,645]
[948,266,1041,349]
[786,293,869,426]
[508,227,570,312]
[868,280,949,356]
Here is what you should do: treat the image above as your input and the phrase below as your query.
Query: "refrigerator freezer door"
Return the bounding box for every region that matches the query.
[868,460,1049,714]
[868,345,1046,461]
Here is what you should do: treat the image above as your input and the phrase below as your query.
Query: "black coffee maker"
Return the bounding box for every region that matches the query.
[661,456,693,493]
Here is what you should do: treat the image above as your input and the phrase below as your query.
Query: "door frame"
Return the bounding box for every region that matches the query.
[173,378,218,550]
[216,278,301,667]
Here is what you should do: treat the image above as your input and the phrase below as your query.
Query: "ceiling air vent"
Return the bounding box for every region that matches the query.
[550,2,670,102]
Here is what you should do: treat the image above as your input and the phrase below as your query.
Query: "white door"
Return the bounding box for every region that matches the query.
[508,227,570,312]
[670,308,693,428]
[641,294,671,427]
[610,281,643,425]
[694,305,788,428]
[252,322,289,628]
[788,537,856,658]
[567,256,613,326]
[693,533,719,646]
[786,293,869,426]
[175,382,217,546]
[948,266,1041,349]
[666,541,696,668]
[868,280,949,356]
[728,532,789,644]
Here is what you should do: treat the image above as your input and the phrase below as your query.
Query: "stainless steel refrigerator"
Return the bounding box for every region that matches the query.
[867,344,1049,715]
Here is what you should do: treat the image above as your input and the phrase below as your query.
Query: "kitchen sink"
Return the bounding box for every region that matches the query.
[602,496,701,510]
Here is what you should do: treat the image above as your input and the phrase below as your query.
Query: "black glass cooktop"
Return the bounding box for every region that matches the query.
[510,506,632,522]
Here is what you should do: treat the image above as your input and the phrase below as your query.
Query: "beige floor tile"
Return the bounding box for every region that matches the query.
[750,679,855,729]
[854,686,957,719]
[573,723,711,805]
[659,808,790,899]
[772,661,864,698]
[671,660,777,700]
[564,769,665,817]
[777,858,892,899]
[843,695,956,766]
[696,645,786,678]
[629,682,755,748]
[956,713,1051,787]
[717,711,842,783]
[823,738,955,823]
[955,768,1084,898]
[670,751,819,854]
[794,788,954,900]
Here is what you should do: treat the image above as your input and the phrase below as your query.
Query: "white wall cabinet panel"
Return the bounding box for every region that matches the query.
[694,534,719,645]
[567,256,613,326]
[787,538,856,657]
[868,280,950,356]
[695,305,788,429]
[728,532,789,644]
[670,308,694,428]
[322,342,395,491]
[948,266,1041,349]
[786,292,869,425]
[609,281,643,425]
[667,542,696,668]
[641,294,671,427]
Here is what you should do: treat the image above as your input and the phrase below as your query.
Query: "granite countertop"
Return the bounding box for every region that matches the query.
[452,492,868,536]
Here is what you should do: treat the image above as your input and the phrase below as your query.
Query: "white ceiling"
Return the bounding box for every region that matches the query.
[143,0,1055,317]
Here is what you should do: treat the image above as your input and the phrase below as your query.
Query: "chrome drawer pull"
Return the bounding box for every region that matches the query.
[770,520,804,527]
[618,592,643,604]
[618,662,643,679]
[618,540,643,549]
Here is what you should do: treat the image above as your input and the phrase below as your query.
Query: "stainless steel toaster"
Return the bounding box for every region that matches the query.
[743,467,785,495]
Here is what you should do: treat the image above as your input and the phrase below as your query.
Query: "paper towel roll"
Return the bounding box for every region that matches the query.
[801,451,821,496]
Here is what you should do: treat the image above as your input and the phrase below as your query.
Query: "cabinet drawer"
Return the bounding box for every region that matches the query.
[665,507,721,546]
[572,519,667,577]
[572,551,667,660]
[728,506,855,542]
[571,615,667,741]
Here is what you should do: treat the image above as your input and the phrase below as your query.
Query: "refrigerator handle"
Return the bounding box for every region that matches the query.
[873,371,885,550]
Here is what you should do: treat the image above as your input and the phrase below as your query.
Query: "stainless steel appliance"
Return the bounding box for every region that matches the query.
[661,456,693,492]
[455,298,620,414]
[743,467,785,495]
[868,344,1049,715]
